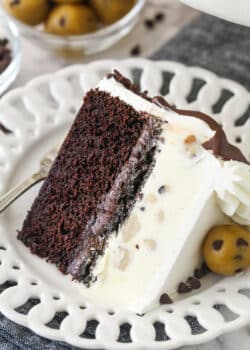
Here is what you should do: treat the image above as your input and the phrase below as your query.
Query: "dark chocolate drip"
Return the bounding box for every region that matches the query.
[0,122,12,134]
[109,70,248,164]
[153,96,248,164]
[107,69,152,102]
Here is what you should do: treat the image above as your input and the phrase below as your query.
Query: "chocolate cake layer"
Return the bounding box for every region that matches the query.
[18,89,161,280]
[68,115,161,283]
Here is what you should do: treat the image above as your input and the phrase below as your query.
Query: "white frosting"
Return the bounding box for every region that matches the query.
[215,161,250,225]
[80,77,250,314]
[180,0,250,27]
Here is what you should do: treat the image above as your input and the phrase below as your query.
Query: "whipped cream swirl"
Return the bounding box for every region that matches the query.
[215,160,250,225]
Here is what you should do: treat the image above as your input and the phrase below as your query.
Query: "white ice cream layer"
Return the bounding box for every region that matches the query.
[82,77,250,314]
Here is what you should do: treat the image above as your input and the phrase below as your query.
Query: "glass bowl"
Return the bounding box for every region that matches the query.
[0,13,21,95]
[0,0,145,55]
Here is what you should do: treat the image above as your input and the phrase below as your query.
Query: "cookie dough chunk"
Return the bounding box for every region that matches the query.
[203,225,250,276]
[3,0,50,26]
[45,4,99,36]
[90,0,135,24]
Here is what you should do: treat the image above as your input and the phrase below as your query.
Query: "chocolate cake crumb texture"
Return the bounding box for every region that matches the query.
[18,88,161,283]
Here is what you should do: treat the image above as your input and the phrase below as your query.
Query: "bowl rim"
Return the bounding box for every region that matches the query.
[0,0,146,42]
[0,13,22,92]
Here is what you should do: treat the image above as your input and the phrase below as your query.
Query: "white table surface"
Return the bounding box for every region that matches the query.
[4,0,250,349]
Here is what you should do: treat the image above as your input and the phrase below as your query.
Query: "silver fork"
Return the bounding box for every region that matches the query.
[0,148,58,214]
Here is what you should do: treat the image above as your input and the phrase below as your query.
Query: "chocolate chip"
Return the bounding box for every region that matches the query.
[235,268,243,274]
[159,293,173,305]
[59,17,66,27]
[187,277,201,290]
[194,268,203,280]
[158,185,166,194]
[155,12,165,22]
[138,193,144,200]
[0,123,12,134]
[140,206,145,211]
[144,19,155,29]
[10,0,20,6]
[237,238,248,247]
[177,282,192,294]
[130,45,141,56]
[0,38,8,46]
[234,255,243,260]
[213,240,223,250]
[135,244,139,250]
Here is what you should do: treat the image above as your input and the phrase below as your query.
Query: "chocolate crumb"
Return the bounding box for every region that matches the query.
[194,268,203,280]
[158,185,166,194]
[140,206,145,211]
[155,12,165,22]
[187,277,201,290]
[237,238,248,247]
[213,240,223,251]
[235,268,243,274]
[160,293,173,305]
[135,244,139,250]
[177,282,192,294]
[144,19,155,29]
[130,45,141,56]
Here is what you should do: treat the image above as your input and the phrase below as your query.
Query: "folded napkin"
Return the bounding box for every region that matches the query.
[1,12,250,350]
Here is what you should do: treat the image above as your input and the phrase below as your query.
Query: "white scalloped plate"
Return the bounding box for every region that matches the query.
[0,59,250,350]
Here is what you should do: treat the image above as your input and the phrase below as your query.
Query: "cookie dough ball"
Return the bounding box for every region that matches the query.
[203,225,250,276]
[90,0,135,25]
[3,0,50,26]
[45,5,99,36]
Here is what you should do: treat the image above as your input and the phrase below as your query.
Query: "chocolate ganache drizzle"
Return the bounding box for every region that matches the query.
[108,70,248,164]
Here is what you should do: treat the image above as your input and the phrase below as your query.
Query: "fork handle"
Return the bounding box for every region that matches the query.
[0,173,45,214]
